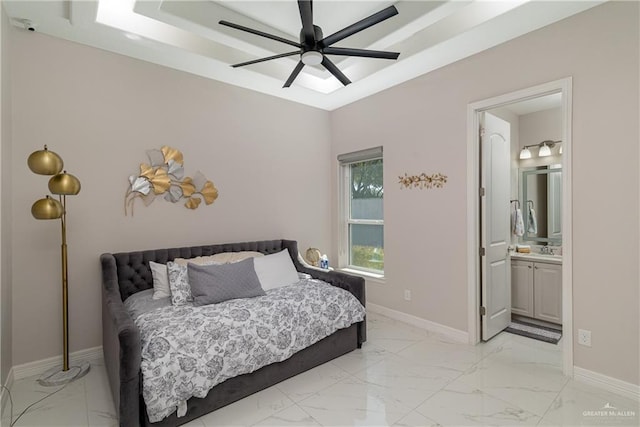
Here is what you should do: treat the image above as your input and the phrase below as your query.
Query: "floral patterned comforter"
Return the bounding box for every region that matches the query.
[132,279,365,422]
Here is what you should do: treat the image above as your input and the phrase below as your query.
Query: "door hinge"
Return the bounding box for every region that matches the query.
[480,306,487,316]
[480,187,485,197]
[480,247,486,257]
[480,126,486,137]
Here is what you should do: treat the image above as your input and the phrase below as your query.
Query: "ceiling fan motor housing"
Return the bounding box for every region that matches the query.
[300,25,324,51]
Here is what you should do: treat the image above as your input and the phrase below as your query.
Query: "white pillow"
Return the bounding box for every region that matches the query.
[211,251,265,264]
[173,256,220,267]
[149,261,171,300]
[253,249,300,291]
[173,251,265,266]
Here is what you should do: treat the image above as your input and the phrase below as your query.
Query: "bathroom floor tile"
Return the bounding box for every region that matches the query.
[4,314,635,427]
[396,337,487,374]
[297,376,413,426]
[276,361,350,402]
[251,404,321,427]
[330,342,390,375]
[415,381,540,426]
[354,353,457,408]
[10,392,89,426]
[180,419,206,427]
[539,379,640,426]
[198,386,294,427]
[392,410,442,427]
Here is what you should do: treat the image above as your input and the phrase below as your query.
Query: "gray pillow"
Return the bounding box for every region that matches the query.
[187,257,266,306]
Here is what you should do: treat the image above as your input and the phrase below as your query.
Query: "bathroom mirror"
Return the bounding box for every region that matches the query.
[520,165,562,244]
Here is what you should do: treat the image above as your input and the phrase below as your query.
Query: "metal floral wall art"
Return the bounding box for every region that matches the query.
[398,172,447,190]
[125,146,218,215]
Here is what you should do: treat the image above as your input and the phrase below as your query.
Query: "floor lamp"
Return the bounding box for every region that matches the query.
[28,145,90,386]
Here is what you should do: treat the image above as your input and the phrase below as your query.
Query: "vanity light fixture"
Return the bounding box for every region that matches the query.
[519,147,532,159]
[538,142,551,157]
[519,140,562,159]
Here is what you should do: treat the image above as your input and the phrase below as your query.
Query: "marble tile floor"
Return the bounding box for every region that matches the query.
[2,312,638,426]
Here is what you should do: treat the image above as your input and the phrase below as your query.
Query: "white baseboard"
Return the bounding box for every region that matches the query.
[12,346,103,381]
[1,367,14,419]
[574,366,640,401]
[367,303,469,343]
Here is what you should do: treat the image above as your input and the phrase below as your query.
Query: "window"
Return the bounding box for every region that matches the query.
[338,147,383,274]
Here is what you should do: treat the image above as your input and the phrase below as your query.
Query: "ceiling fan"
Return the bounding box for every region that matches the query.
[219,0,400,88]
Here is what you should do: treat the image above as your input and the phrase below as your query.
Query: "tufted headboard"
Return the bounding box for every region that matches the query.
[101,238,366,427]
[102,239,301,301]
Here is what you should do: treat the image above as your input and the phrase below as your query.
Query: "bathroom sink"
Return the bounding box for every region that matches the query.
[518,252,561,258]
[511,252,562,263]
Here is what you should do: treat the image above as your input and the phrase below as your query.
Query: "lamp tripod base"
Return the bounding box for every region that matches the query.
[37,362,90,387]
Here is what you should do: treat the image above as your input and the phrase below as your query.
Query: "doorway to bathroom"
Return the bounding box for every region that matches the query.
[466,78,574,376]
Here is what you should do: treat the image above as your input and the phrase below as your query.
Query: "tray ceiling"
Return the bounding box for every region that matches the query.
[4,0,604,110]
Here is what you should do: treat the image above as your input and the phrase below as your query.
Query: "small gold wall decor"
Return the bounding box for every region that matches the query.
[398,172,447,190]
[125,146,218,215]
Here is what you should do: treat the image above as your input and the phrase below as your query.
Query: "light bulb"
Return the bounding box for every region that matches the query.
[301,51,323,66]
[519,147,532,159]
[539,143,551,157]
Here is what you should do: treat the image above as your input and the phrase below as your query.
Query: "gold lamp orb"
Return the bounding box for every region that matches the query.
[49,171,81,195]
[27,145,64,176]
[31,196,64,220]
[27,145,90,384]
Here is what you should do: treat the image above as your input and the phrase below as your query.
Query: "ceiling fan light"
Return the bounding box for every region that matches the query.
[519,147,532,159]
[301,51,323,66]
[539,143,551,157]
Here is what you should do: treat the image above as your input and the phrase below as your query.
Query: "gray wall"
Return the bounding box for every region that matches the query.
[1,3,13,386]
[330,1,639,385]
[8,28,332,366]
[2,0,639,389]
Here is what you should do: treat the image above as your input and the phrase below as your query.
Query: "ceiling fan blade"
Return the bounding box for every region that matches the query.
[298,0,315,46]
[232,51,300,68]
[283,61,305,88]
[322,47,399,60]
[319,5,398,48]
[219,20,301,48]
[321,56,351,86]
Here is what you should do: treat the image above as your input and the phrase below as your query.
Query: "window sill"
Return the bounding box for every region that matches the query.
[340,268,386,284]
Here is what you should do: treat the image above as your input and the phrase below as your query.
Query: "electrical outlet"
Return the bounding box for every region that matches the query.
[578,329,592,347]
[404,290,411,301]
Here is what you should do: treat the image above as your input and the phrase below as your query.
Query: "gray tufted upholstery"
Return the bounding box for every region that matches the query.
[111,240,293,301]
[101,239,366,426]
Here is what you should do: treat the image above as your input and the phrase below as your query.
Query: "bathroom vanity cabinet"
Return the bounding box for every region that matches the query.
[511,257,562,324]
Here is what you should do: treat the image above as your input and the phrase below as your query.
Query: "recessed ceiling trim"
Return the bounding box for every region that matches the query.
[134,0,337,83]
[4,0,606,111]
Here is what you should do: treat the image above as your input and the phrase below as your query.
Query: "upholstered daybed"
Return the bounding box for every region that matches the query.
[101,239,366,426]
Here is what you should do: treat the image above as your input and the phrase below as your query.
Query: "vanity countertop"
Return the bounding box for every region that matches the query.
[510,252,562,264]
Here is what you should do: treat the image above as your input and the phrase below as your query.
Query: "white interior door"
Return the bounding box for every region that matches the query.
[480,112,511,341]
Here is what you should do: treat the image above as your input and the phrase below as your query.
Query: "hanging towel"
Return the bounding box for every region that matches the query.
[512,208,524,237]
[528,206,538,235]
